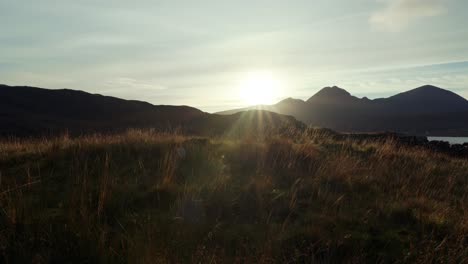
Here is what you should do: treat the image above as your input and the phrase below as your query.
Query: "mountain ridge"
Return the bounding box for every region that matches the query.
[217,85,468,135]
[0,84,304,138]
[307,86,356,102]
[3,84,468,136]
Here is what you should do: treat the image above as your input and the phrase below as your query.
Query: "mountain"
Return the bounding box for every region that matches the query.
[381,85,468,114]
[0,85,204,136]
[307,86,359,103]
[217,85,468,136]
[0,84,304,137]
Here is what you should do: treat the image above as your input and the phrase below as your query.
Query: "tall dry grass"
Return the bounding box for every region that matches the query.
[0,130,466,263]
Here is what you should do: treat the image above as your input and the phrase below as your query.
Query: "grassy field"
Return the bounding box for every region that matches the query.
[0,130,467,263]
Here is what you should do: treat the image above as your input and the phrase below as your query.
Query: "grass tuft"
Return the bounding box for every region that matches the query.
[0,130,467,263]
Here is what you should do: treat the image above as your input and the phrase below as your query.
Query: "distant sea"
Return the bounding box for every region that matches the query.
[428,137,468,145]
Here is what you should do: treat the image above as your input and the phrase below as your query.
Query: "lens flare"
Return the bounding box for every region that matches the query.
[239,71,282,105]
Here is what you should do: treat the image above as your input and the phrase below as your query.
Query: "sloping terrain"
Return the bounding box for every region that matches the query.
[0,131,466,263]
[0,85,304,138]
[218,85,468,135]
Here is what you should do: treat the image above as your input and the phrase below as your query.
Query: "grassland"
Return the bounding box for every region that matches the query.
[0,130,467,263]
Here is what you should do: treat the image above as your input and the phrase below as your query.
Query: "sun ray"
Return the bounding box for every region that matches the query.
[239,71,282,106]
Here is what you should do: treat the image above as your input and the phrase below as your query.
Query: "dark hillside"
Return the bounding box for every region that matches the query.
[0,85,304,138]
[218,85,468,135]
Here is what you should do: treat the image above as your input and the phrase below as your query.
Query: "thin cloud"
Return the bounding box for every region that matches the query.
[370,0,447,32]
[105,78,167,91]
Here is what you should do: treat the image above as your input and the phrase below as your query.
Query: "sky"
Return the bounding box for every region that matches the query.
[1,0,468,112]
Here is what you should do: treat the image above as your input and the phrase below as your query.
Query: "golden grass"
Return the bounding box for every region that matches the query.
[0,130,467,263]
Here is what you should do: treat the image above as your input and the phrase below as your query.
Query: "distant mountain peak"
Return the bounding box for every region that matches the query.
[417,84,440,89]
[218,84,468,135]
[277,97,305,105]
[307,86,354,103]
[313,86,351,97]
[390,85,467,102]
[408,85,451,94]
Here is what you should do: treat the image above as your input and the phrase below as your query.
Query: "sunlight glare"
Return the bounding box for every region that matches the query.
[239,71,282,105]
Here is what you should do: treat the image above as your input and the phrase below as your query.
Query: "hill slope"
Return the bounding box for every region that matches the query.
[0,131,466,262]
[0,85,304,137]
[218,85,468,135]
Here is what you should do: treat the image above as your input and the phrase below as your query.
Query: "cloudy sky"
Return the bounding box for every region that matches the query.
[1,0,468,112]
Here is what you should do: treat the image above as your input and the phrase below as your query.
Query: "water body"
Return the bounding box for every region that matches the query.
[428,137,468,145]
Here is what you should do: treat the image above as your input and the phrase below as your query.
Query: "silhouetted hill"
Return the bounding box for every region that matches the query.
[307,86,360,103]
[0,85,205,136]
[0,85,304,137]
[195,110,305,138]
[218,85,468,136]
[381,85,468,114]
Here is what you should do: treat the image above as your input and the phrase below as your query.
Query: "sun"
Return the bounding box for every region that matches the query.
[239,71,282,105]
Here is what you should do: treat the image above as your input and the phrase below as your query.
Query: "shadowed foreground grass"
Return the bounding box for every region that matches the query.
[0,131,467,263]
